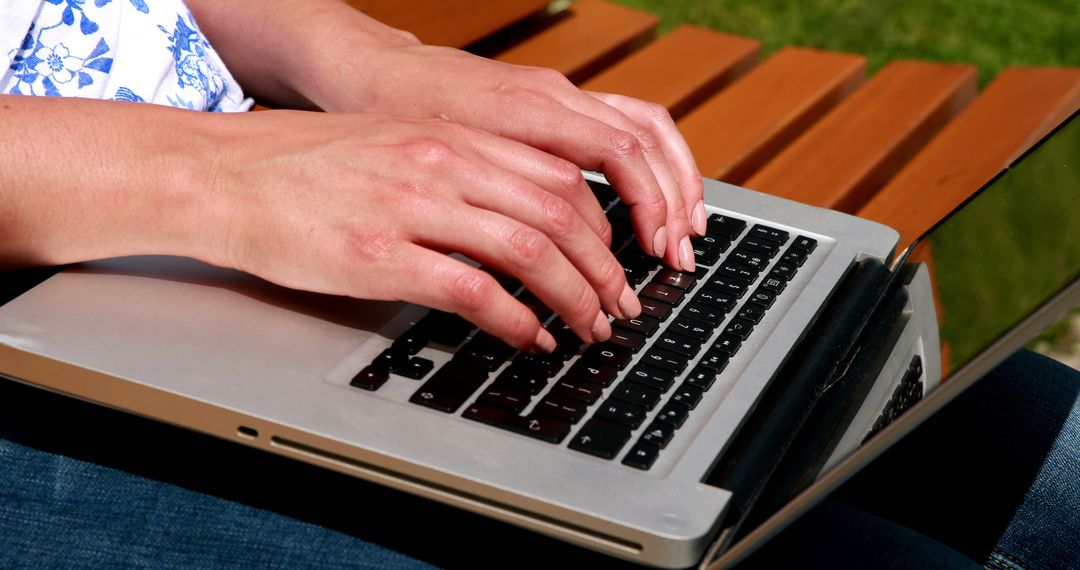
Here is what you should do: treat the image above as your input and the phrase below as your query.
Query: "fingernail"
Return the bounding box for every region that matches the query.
[692,200,707,236]
[652,226,667,258]
[591,310,611,343]
[617,283,641,319]
[533,328,557,353]
[679,235,696,272]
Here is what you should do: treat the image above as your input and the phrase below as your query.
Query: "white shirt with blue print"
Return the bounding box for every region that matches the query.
[1,0,251,112]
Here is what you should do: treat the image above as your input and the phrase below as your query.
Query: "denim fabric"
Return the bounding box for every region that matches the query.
[1,350,1077,569]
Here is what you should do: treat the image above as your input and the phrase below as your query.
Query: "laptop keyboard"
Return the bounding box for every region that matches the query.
[349,182,817,471]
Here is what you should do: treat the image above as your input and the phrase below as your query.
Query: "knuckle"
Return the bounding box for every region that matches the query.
[447,270,496,313]
[506,308,540,347]
[551,160,586,195]
[526,66,573,89]
[569,285,600,322]
[403,137,456,167]
[598,255,625,289]
[634,128,660,155]
[608,129,641,159]
[506,226,552,266]
[595,217,613,246]
[540,193,577,235]
[645,102,673,127]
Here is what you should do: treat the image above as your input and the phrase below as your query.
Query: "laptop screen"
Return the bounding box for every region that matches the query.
[904,110,1080,381]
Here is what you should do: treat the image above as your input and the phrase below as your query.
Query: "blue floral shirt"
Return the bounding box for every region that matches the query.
[1,0,251,112]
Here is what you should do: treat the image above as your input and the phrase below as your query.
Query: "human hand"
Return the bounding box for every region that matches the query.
[309,44,706,272]
[209,111,644,351]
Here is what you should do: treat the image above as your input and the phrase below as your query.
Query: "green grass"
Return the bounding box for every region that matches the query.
[614,0,1080,86]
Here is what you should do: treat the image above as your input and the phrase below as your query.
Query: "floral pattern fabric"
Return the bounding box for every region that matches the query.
[0,0,250,112]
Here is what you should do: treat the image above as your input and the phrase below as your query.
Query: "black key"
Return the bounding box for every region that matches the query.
[769,261,798,280]
[514,352,565,378]
[693,265,711,280]
[610,222,635,252]
[723,317,755,340]
[626,365,676,392]
[478,386,531,413]
[611,381,663,410]
[613,314,662,337]
[694,288,737,312]
[668,316,712,342]
[748,288,777,309]
[759,276,787,294]
[640,283,685,306]
[698,348,731,372]
[493,365,548,395]
[570,419,632,459]
[595,398,649,428]
[655,402,690,428]
[397,357,434,380]
[547,319,584,359]
[706,214,747,239]
[582,343,634,370]
[410,361,489,413]
[705,275,749,298]
[622,264,651,287]
[391,330,427,356]
[729,249,770,272]
[736,304,766,324]
[655,331,701,358]
[692,244,722,266]
[516,292,554,322]
[640,420,676,448]
[711,333,743,355]
[374,348,411,372]
[588,180,618,206]
[535,394,589,423]
[418,311,474,347]
[748,224,790,244]
[608,328,647,352]
[682,301,726,328]
[717,262,758,283]
[457,337,515,371]
[567,361,619,387]
[622,441,661,470]
[640,348,688,375]
[639,299,673,321]
[553,378,605,404]
[686,365,718,390]
[350,365,389,391]
[652,269,697,290]
[781,248,808,267]
[691,234,729,251]
[464,404,571,444]
[791,235,818,252]
[738,237,780,257]
[670,383,704,409]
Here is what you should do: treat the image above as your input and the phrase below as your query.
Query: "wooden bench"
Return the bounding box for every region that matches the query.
[352,0,1080,248]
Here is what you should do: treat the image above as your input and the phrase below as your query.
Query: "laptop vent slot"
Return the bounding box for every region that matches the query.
[268,435,642,556]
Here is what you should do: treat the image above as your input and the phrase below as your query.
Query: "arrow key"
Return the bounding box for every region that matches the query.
[639,421,676,448]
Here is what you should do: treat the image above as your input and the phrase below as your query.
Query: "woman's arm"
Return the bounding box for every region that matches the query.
[185,0,707,272]
[1,95,645,349]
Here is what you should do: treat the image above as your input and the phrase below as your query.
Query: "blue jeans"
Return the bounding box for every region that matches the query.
[2,350,1078,569]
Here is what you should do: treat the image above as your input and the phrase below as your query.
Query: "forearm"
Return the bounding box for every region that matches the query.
[184,0,418,110]
[0,95,224,268]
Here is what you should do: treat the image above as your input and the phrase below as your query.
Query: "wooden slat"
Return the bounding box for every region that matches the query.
[744,61,977,213]
[580,25,760,119]
[859,67,1080,246]
[346,0,549,48]
[488,0,659,84]
[677,47,866,182]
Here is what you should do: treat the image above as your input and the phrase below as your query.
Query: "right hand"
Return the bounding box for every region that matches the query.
[207,110,643,352]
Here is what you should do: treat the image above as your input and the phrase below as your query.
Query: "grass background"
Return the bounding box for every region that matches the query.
[614,0,1080,86]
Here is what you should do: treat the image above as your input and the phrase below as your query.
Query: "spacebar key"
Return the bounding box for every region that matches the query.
[410,361,489,413]
[464,404,571,443]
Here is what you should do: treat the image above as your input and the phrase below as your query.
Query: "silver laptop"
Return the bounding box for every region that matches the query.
[1,110,1076,568]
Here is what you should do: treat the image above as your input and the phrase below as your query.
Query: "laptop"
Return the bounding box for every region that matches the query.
[1,109,1076,568]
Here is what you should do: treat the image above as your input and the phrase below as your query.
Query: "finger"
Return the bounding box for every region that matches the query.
[565,92,695,270]
[489,90,670,262]
[455,126,613,247]
[381,243,555,352]
[412,202,613,344]
[454,157,641,320]
[587,91,706,237]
